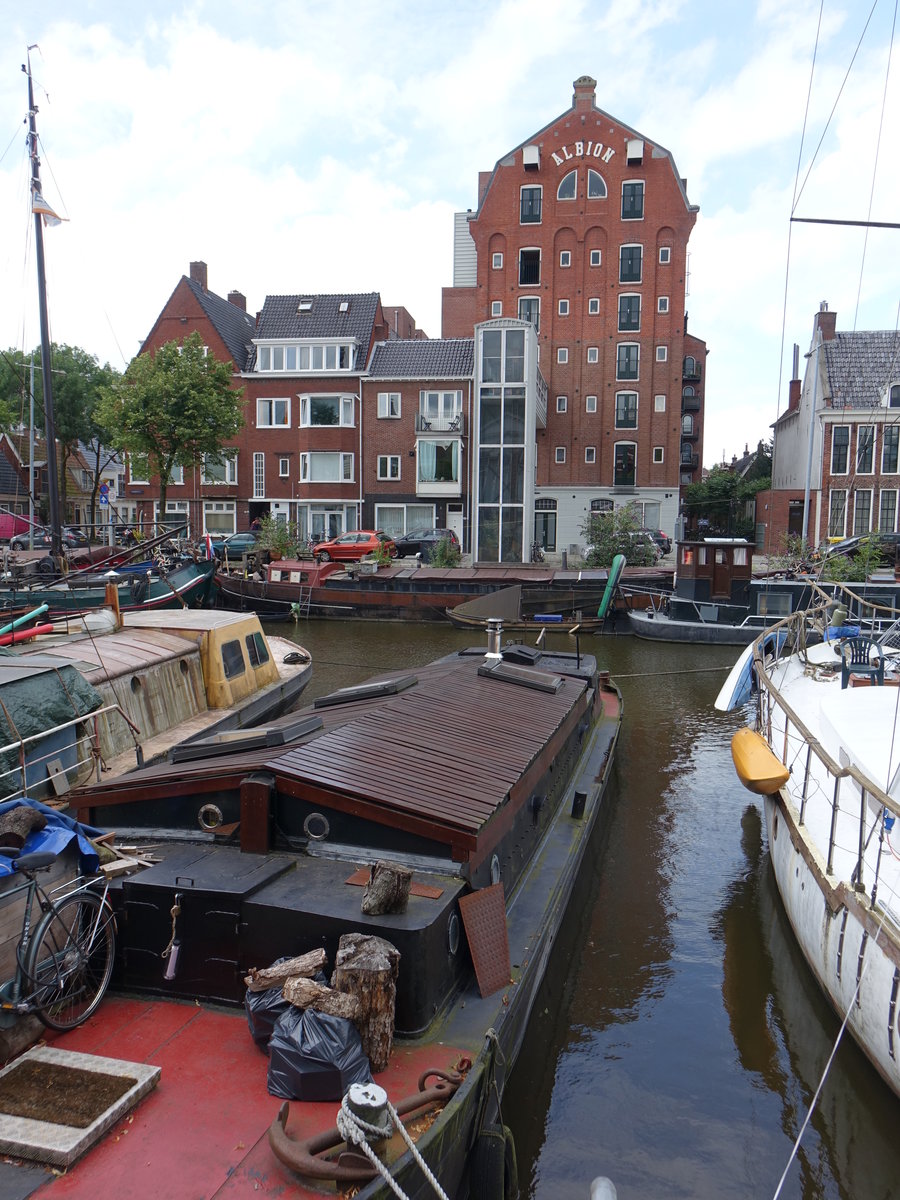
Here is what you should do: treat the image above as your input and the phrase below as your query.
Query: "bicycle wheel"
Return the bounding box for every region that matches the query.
[25,891,116,1031]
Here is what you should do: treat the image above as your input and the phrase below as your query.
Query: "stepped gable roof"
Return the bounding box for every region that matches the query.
[367,338,474,380]
[824,330,900,408]
[255,293,380,342]
[184,276,255,370]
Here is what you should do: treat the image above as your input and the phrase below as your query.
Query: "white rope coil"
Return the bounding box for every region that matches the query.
[336,1093,450,1200]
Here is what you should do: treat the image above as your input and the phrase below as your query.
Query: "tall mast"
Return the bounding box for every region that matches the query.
[24,49,63,567]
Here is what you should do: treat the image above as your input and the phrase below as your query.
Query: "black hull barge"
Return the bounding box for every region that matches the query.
[68,629,622,1198]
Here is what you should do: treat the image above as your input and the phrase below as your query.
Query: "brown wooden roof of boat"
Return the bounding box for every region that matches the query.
[73,653,590,854]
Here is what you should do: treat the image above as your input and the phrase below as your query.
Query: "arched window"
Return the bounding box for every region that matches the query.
[587,169,607,199]
[557,170,577,200]
[889,383,900,408]
[682,413,694,436]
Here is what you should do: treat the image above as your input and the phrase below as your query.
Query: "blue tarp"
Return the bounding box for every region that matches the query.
[0,799,104,878]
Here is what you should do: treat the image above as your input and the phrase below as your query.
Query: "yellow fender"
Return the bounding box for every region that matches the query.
[731,727,790,795]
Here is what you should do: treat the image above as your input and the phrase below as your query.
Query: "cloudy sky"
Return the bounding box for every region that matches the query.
[1,0,897,466]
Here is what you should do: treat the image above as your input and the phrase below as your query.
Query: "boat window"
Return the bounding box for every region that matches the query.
[222,640,246,680]
[733,547,748,566]
[245,632,270,669]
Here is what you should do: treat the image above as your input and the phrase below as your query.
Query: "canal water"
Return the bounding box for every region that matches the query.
[271,619,900,1200]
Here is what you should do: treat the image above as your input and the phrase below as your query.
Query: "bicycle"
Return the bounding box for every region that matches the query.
[0,848,116,1032]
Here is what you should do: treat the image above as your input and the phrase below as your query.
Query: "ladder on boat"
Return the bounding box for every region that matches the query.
[291,586,311,620]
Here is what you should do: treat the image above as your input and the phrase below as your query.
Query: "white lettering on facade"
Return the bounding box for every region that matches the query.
[550,142,616,167]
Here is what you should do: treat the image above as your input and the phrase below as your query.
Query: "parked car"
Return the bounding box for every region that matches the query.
[10,528,53,550]
[62,526,90,548]
[211,530,261,559]
[393,528,460,560]
[639,528,671,555]
[314,530,397,563]
[625,531,663,563]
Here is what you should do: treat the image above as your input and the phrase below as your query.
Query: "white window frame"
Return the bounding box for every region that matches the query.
[656,346,668,362]
[619,243,643,284]
[658,296,670,313]
[585,446,596,464]
[299,451,355,484]
[491,301,502,316]
[559,250,572,268]
[616,343,639,380]
[520,183,543,224]
[586,395,598,413]
[589,249,601,267]
[300,394,354,428]
[659,247,671,264]
[558,299,570,316]
[587,347,599,364]
[253,452,265,498]
[557,347,569,364]
[856,425,876,474]
[588,298,600,315]
[655,394,667,411]
[201,452,238,485]
[555,446,566,464]
[128,453,149,485]
[831,425,850,475]
[492,252,503,269]
[653,446,664,463]
[168,464,184,486]
[257,397,290,428]
[377,455,401,481]
[556,395,568,413]
[377,392,401,419]
[278,456,290,478]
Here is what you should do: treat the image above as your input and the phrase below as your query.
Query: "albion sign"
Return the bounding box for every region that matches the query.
[551,141,615,166]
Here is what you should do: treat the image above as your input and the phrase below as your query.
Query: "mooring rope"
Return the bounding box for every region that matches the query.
[335,1094,450,1200]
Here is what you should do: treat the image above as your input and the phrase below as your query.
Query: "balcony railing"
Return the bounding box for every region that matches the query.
[680,452,700,470]
[415,414,465,435]
[683,362,702,383]
[682,393,701,412]
[681,426,699,442]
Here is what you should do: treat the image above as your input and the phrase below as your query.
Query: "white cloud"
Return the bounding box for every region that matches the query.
[1,0,897,467]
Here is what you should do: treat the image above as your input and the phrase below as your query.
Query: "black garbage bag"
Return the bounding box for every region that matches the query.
[245,982,292,1052]
[267,1007,372,1101]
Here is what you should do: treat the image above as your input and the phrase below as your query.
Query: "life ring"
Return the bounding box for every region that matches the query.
[469,1123,518,1200]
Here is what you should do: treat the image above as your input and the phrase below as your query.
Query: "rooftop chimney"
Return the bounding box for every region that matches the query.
[573,75,597,109]
[227,290,246,311]
[190,261,208,293]
[815,302,837,342]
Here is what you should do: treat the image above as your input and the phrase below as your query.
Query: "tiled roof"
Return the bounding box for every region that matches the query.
[255,293,380,343]
[367,339,474,379]
[185,277,256,371]
[825,331,900,407]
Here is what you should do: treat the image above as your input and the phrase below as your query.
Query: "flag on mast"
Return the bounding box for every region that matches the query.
[31,191,65,226]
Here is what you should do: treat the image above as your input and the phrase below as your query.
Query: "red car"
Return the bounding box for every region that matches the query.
[314,530,397,563]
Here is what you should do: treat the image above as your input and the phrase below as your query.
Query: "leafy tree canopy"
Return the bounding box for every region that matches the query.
[98,332,244,523]
[580,503,657,568]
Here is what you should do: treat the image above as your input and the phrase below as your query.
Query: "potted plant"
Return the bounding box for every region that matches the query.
[257,516,300,561]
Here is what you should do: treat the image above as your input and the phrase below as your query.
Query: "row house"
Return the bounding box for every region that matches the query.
[442,75,707,560]
[362,339,474,546]
[766,304,900,547]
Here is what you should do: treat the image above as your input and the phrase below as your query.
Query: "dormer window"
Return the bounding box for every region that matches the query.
[257,342,357,372]
[298,300,313,313]
[889,383,900,408]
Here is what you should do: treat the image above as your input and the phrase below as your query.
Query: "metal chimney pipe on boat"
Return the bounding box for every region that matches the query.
[486,618,503,661]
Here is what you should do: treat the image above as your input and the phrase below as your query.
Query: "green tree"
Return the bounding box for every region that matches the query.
[682,465,769,537]
[0,349,28,431]
[31,344,119,522]
[98,333,244,530]
[580,503,656,567]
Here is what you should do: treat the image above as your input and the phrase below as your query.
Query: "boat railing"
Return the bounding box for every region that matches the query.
[751,605,900,904]
[0,701,142,806]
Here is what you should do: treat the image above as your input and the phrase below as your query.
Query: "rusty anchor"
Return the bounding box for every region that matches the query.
[268,1068,464,1183]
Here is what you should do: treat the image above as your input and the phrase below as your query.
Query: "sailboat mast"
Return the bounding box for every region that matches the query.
[24,50,63,565]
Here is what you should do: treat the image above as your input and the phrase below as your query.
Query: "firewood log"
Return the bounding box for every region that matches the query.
[331,934,400,1072]
[244,948,327,992]
[281,975,360,1020]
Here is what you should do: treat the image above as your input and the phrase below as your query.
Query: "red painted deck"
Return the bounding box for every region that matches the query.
[20,997,466,1199]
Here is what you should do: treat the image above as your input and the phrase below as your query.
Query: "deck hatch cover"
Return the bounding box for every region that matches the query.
[458,883,510,998]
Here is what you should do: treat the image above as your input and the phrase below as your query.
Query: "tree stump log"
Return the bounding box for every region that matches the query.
[282,975,361,1021]
[361,860,412,915]
[0,807,47,850]
[244,948,327,992]
[331,934,400,1073]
